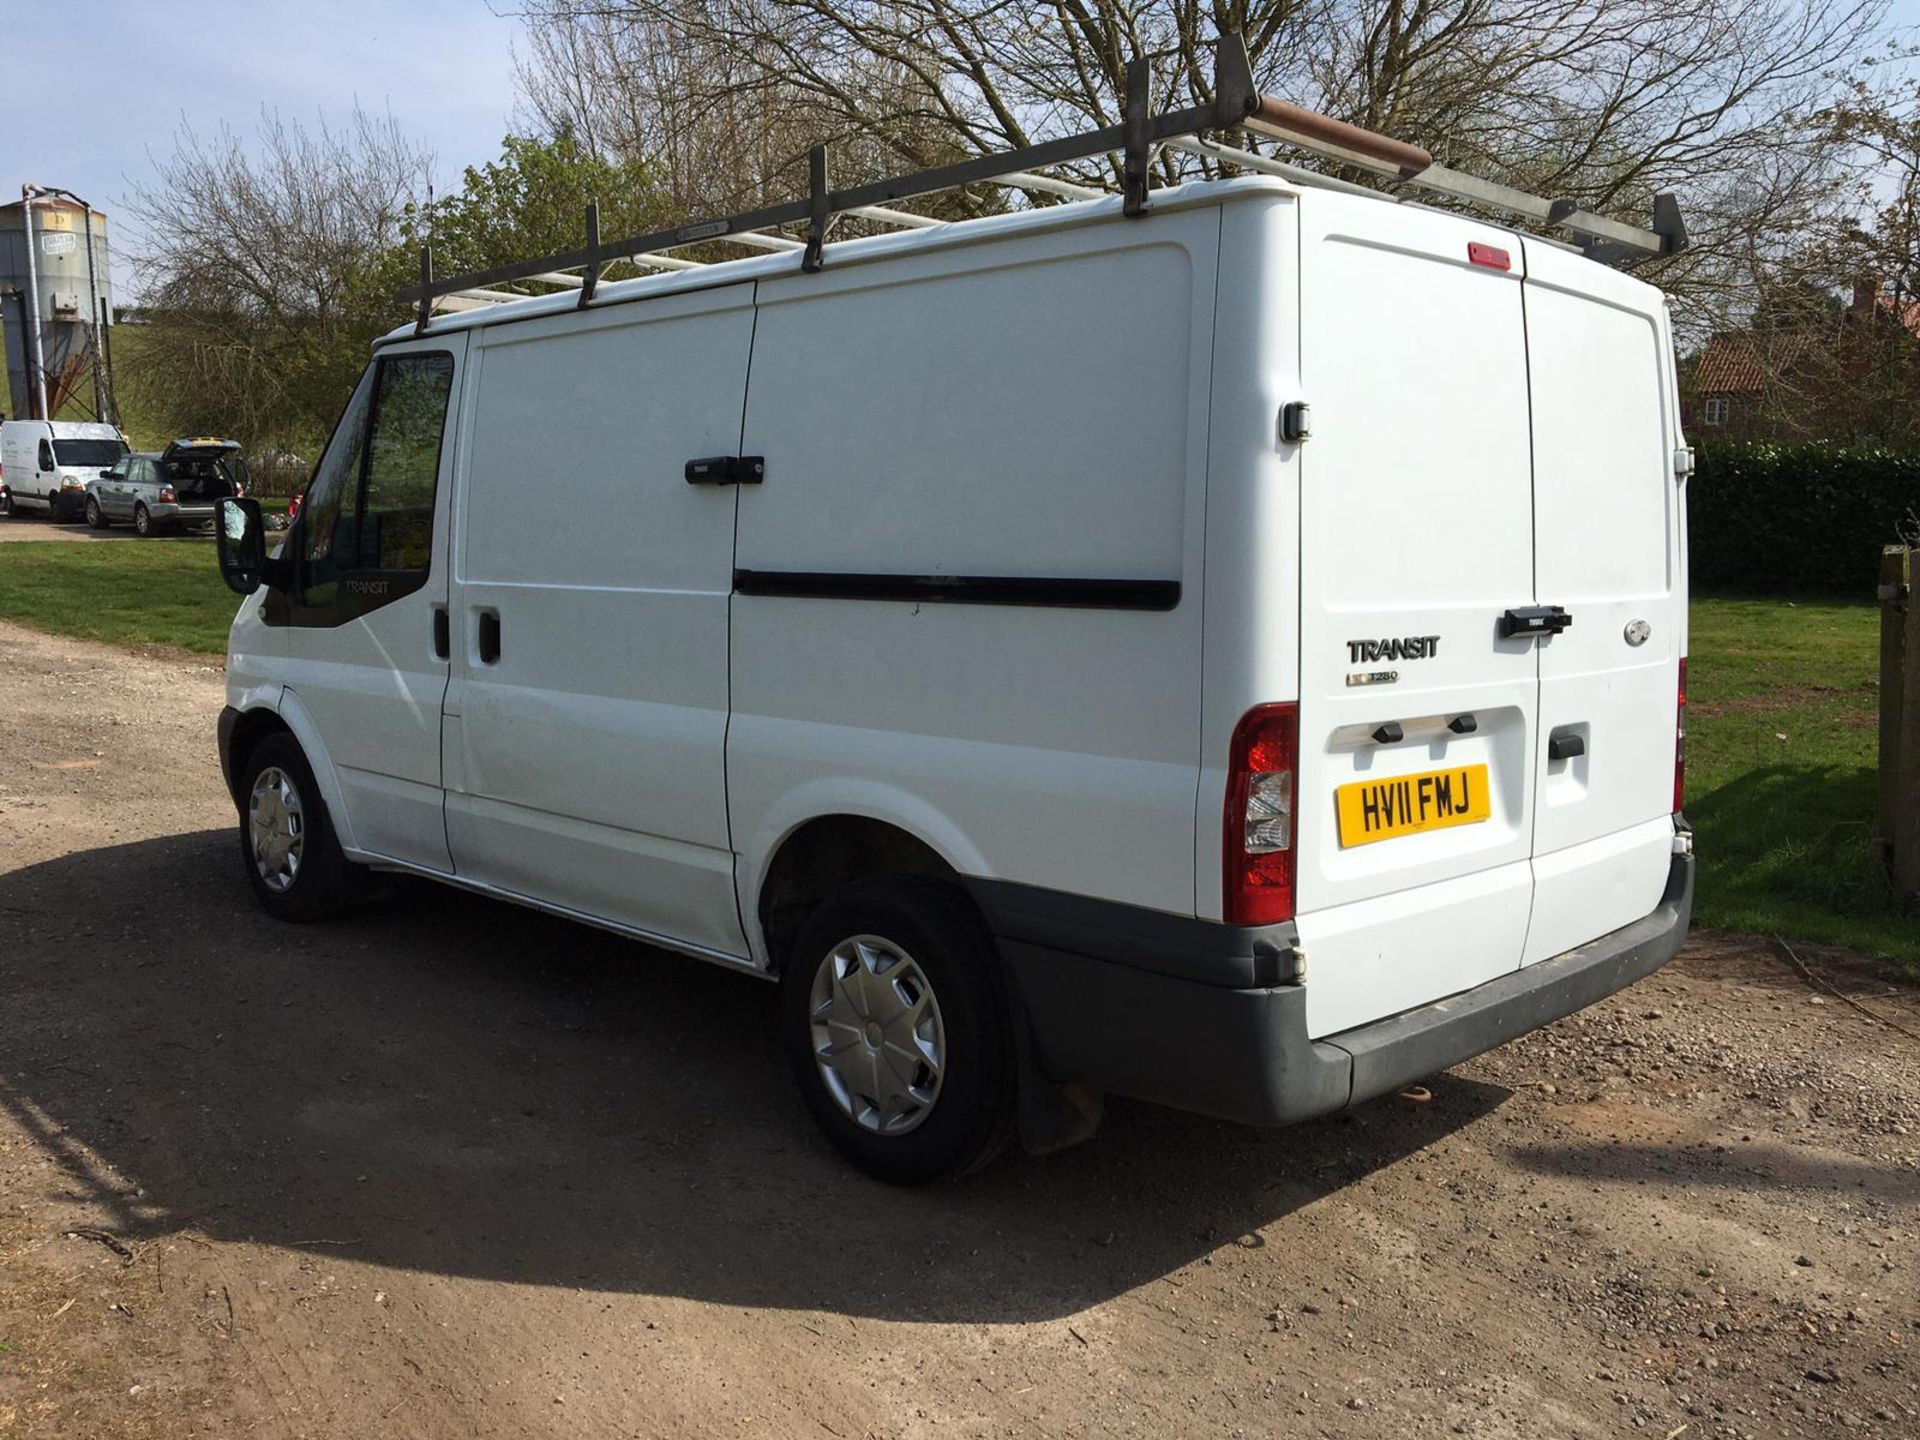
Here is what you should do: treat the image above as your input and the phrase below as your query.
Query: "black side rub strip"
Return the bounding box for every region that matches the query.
[733,570,1181,612]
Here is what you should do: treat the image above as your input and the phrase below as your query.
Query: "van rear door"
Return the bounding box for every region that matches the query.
[1517,240,1684,963]
[1293,196,1541,1039]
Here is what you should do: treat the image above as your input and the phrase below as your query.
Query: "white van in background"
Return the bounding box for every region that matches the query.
[0,419,128,521]
[211,116,1692,1181]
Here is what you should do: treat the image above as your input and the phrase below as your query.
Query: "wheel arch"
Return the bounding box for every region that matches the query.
[750,807,982,977]
[233,690,360,854]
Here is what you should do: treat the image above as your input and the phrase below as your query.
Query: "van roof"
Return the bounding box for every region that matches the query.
[1,419,122,439]
[379,176,1297,346]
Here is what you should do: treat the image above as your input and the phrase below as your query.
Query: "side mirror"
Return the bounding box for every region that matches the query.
[99,469,114,479]
[216,497,268,595]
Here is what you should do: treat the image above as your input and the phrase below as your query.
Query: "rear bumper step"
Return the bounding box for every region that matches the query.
[982,852,1693,1128]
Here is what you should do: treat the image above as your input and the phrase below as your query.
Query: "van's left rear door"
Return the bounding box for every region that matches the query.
[1292,196,1542,1040]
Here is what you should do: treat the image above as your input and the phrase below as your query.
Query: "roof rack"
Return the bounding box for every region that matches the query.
[397,32,1686,329]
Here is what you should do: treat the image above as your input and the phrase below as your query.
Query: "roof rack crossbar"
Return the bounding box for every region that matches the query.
[846,204,943,229]
[397,29,1683,321]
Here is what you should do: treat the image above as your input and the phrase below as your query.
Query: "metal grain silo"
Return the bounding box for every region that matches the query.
[0,186,115,422]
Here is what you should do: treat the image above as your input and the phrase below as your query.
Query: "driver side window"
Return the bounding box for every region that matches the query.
[299,367,376,604]
[286,349,454,618]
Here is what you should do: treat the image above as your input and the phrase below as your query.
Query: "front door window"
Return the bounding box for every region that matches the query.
[286,351,454,619]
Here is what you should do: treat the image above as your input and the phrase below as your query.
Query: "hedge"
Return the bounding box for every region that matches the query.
[1688,442,1920,596]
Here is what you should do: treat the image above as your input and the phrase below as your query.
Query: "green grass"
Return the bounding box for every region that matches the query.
[1687,595,1919,961]
[0,537,234,654]
[0,544,1911,957]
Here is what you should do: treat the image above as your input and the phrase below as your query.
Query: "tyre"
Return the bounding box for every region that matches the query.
[0,490,11,517]
[237,733,363,922]
[133,503,152,537]
[85,495,108,529]
[781,876,1016,1183]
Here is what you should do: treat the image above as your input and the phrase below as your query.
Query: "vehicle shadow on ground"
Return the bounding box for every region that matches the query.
[4,830,1503,1323]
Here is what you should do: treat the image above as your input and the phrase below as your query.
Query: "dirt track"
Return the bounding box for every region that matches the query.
[0,618,1916,1439]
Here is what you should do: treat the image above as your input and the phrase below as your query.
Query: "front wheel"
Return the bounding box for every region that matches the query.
[85,496,108,529]
[781,877,1016,1183]
[238,733,363,921]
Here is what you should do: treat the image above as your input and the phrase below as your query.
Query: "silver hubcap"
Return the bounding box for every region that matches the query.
[248,766,306,892]
[809,935,946,1135]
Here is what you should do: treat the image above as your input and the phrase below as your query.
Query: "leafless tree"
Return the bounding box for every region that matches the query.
[513,0,1891,335]
[123,109,431,455]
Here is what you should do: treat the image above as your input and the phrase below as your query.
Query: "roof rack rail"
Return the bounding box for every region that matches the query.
[397,32,1686,329]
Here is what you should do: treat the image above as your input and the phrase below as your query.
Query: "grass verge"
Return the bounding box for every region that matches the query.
[1687,595,1917,962]
[0,535,233,655]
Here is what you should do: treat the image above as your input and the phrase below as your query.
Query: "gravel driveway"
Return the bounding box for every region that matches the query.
[0,619,1915,1439]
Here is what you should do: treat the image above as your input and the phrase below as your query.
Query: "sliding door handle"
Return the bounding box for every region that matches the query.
[432,607,450,660]
[477,610,501,665]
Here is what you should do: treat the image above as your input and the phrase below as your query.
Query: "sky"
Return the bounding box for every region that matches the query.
[5,0,528,299]
[11,0,1920,303]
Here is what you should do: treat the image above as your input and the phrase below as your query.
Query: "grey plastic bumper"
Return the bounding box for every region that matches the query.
[989,852,1694,1128]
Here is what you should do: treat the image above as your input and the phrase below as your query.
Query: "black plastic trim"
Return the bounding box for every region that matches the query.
[965,878,1298,989]
[216,705,241,802]
[994,852,1693,1128]
[734,570,1181,611]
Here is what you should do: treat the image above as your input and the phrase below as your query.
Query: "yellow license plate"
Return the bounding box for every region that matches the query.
[1335,763,1491,848]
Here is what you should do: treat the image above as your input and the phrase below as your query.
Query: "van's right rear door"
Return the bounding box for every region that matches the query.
[1292,196,1541,1039]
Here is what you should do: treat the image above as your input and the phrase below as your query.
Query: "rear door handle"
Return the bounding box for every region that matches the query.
[1499,604,1573,639]
[685,455,765,485]
[477,610,501,665]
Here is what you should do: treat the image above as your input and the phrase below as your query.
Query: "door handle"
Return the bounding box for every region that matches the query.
[1499,604,1573,639]
[685,455,765,485]
[1548,732,1585,762]
[432,607,450,660]
[477,610,501,665]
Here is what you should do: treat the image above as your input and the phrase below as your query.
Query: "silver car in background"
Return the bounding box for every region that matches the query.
[85,438,249,536]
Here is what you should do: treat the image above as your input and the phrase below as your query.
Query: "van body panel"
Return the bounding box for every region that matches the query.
[1293,195,1541,1037]
[1194,195,1303,922]
[729,214,1220,919]
[1518,239,1685,964]
[444,288,753,958]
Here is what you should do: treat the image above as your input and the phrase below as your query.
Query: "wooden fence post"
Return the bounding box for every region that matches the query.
[1883,545,1919,903]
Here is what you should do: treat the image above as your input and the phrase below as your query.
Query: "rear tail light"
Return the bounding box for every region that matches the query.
[1673,657,1688,814]
[1225,703,1299,925]
[158,485,177,503]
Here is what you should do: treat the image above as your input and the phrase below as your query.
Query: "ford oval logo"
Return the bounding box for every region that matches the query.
[1624,619,1652,647]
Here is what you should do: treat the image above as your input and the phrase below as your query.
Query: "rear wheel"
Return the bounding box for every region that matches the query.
[0,491,11,517]
[238,733,363,922]
[133,503,152,537]
[781,877,1016,1183]
[84,495,107,529]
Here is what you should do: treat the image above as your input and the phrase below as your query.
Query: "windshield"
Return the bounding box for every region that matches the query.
[53,438,129,468]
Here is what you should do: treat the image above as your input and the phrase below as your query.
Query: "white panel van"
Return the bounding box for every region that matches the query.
[0,419,128,521]
[213,167,1692,1181]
